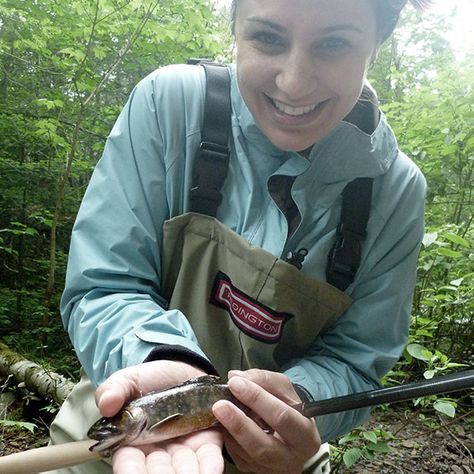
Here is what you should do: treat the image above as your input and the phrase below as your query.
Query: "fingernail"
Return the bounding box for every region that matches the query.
[213,400,232,421]
[229,376,248,394]
[96,390,107,406]
[228,370,244,378]
[97,390,118,417]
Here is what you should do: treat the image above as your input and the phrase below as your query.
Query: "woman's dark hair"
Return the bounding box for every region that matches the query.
[374,0,432,42]
[229,0,432,43]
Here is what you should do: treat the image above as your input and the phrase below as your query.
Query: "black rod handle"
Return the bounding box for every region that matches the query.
[297,369,474,418]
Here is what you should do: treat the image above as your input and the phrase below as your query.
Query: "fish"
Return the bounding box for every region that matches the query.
[87,375,238,456]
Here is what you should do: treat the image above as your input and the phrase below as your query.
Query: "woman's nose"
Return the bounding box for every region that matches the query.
[275,53,317,101]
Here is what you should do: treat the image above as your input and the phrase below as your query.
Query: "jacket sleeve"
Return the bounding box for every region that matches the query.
[60,69,208,386]
[283,159,426,443]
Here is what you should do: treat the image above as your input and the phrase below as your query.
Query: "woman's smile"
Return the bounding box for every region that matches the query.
[266,94,331,126]
[271,97,323,117]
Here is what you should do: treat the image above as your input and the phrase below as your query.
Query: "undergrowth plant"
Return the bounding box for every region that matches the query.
[330,426,394,472]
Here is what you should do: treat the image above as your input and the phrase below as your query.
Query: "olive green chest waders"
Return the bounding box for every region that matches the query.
[46,213,352,474]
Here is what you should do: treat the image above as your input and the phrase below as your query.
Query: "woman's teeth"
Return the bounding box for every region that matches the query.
[272,98,320,116]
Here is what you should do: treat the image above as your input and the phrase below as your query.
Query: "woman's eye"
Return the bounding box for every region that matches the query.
[252,31,285,48]
[315,37,350,53]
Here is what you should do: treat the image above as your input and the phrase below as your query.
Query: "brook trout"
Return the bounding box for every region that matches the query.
[87,375,237,455]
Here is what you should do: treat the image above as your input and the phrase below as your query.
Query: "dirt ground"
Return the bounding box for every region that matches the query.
[336,410,474,474]
[1,401,473,473]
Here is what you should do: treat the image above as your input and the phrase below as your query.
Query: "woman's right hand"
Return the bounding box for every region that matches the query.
[213,369,321,474]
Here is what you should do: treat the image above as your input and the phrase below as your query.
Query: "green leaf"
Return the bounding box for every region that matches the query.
[367,442,391,453]
[363,431,378,444]
[0,420,37,433]
[444,233,470,248]
[338,433,360,445]
[362,449,375,460]
[433,401,456,418]
[59,47,86,62]
[407,343,432,362]
[423,369,436,379]
[343,448,363,468]
[437,248,462,259]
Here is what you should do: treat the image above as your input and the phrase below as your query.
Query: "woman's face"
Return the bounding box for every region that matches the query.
[234,0,379,152]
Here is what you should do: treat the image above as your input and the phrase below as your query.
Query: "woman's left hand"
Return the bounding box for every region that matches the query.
[95,361,225,474]
[112,429,224,474]
[212,369,320,474]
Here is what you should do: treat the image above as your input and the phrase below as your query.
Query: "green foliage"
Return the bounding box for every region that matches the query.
[0,419,37,433]
[370,6,474,377]
[408,225,473,372]
[331,427,394,471]
[0,0,231,356]
[334,8,473,470]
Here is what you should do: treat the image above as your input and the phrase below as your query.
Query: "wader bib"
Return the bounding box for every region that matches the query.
[47,213,351,474]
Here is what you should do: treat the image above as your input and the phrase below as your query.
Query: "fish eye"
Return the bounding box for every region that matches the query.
[87,416,124,439]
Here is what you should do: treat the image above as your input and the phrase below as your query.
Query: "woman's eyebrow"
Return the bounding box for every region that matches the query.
[245,17,286,32]
[244,18,363,35]
[319,24,364,34]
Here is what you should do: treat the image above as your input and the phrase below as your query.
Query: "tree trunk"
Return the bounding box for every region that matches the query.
[0,343,74,405]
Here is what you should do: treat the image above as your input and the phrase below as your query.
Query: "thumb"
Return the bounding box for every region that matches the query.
[95,368,142,417]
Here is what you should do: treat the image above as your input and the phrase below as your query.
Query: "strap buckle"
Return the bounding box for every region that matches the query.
[198,141,229,159]
[326,223,366,290]
[190,141,230,215]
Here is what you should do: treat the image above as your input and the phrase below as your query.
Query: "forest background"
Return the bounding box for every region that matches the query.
[0,0,472,471]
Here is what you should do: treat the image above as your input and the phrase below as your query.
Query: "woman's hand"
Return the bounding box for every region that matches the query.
[111,429,224,474]
[94,361,225,474]
[212,369,320,474]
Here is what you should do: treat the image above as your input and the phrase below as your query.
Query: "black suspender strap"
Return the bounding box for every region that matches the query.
[189,61,231,217]
[326,177,373,291]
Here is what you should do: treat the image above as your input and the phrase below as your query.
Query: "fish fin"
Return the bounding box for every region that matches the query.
[149,413,183,431]
[179,375,222,387]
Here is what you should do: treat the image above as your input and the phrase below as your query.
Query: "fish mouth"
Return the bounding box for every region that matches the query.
[88,423,127,454]
[88,411,148,455]
[89,434,128,455]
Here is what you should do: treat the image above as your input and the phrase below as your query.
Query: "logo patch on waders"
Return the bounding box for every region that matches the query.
[210,272,293,343]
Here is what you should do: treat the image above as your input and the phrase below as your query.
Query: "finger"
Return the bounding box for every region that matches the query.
[145,450,175,474]
[112,446,147,474]
[196,442,225,474]
[96,367,142,417]
[226,377,319,451]
[170,445,200,474]
[223,435,257,473]
[228,369,299,404]
[213,398,282,461]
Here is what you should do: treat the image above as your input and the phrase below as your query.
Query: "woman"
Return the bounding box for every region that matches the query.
[48,0,429,473]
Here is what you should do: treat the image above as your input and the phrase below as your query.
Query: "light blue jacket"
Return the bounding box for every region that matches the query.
[61,64,426,442]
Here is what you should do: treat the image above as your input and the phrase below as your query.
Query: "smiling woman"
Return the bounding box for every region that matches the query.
[47,0,429,473]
